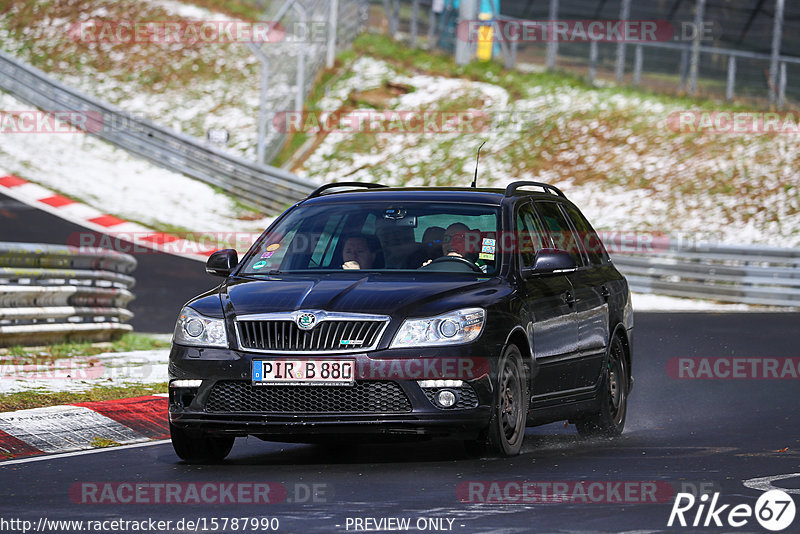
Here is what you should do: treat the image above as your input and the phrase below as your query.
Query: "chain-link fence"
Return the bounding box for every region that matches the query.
[372,0,799,107]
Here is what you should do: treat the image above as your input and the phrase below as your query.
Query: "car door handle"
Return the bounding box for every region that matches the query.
[563,291,575,307]
[600,285,611,301]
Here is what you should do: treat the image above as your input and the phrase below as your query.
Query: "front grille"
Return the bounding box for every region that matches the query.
[237,319,385,352]
[422,384,480,409]
[206,380,412,413]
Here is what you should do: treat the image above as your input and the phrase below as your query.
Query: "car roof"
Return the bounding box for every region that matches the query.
[300,186,566,206]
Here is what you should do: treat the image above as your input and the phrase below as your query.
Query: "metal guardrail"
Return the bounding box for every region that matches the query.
[0,50,316,214]
[0,243,137,346]
[610,240,800,307]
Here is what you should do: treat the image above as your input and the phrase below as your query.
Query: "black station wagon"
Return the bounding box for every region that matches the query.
[168,181,634,462]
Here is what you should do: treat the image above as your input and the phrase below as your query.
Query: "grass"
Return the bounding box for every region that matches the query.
[0,382,168,412]
[91,437,123,448]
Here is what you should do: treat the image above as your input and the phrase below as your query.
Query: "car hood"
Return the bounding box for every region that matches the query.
[221,273,507,319]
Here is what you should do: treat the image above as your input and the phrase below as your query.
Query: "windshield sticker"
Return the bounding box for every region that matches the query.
[482,244,496,253]
[252,260,268,270]
[261,251,275,259]
[266,243,281,252]
[479,252,495,261]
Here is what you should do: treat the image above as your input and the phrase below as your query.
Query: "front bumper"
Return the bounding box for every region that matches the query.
[168,344,495,441]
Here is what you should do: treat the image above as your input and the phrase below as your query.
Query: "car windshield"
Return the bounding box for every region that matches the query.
[240,201,501,275]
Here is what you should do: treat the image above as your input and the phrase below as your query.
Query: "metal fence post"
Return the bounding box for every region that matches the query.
[588,40,598,83]
[689,0,706,95]
[615,0,631,83]
[248,43,271,165]
[778,62,787,108]
[326,0,340,68]
[455,0,477,65]
[411,0,419,47]
[633,45,643,86]
[546,0,559,70]
[769,0,785,106]
[726,55,736,101]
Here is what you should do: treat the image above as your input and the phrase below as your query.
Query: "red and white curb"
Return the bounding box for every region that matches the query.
[0,394,169,460]
[0,173,215,262]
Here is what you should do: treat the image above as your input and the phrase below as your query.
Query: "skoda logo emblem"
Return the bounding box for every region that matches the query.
[297,312,317,330]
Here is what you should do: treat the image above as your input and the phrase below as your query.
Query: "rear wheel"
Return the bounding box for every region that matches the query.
[170,423,235,464]
[576,335,628,438]
[465,344,528,457]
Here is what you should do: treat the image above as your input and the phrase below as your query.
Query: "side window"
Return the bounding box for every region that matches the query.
[515,203,547,268]
[534,201,586,267]
[561,204,609,265]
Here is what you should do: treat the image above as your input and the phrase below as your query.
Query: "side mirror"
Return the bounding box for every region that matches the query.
[531,249,576,274]
[206,249,238,277]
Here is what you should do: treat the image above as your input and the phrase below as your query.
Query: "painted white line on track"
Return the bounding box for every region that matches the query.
[743,473,800,494]
[0,439,171,467]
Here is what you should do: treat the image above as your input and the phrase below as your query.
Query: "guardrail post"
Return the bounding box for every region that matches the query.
[769,0,785,107]
[633,45,643,86]
[546,0,559,70]
[615,0,631,83]
[726,55,736,100]
[778,62,787,108]
[588,40,598,83]
[679,48,690,91]
[688,0,706,95]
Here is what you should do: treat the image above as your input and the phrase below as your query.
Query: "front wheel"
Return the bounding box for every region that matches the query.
[466,344,528,457]
[576,335,628,438]
[170,423,235,464]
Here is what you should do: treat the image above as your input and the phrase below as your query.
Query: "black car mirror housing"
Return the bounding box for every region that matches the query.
[531,249,577,274]
[206,249,238,277]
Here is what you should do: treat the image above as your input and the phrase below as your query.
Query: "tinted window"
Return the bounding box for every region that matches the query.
[561,204,609,265]
[515,203,547,268]
[534,201,586,267]
[240,202,501,274]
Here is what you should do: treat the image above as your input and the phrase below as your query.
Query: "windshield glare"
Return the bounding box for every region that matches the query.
[241,201,501,275]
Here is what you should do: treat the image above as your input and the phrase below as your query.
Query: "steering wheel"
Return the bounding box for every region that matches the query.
[421,255,483,273]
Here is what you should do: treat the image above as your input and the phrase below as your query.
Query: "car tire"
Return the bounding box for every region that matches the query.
[170,423,235,464]
[468,344,528,457]
[576,335,628,438]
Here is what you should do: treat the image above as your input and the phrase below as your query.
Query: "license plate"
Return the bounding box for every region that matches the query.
[252,360,355,386]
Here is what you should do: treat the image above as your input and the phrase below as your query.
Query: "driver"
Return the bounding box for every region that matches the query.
[422,223,479,267]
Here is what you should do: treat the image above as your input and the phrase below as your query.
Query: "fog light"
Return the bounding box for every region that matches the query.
[170,379,202,388]
[436,389,457,408]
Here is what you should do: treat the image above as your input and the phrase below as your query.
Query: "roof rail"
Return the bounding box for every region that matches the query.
[504,181,566,198]
[307,182,387,199]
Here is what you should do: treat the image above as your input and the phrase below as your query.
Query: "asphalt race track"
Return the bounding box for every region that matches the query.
[1,193,799,533]
[0,192,218,333]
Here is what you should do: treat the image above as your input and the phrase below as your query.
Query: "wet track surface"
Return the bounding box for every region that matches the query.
[1,312,798,533]
[2,193,799,533]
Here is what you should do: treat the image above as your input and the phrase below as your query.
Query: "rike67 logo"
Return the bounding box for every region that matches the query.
[668,490,796,531]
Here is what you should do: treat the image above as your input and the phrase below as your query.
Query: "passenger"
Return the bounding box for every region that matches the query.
[341,234,380,270]
[422,226,445,261]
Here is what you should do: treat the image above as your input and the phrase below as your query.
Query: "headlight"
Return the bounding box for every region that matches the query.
[390,308,485,348]
[173,307,228,348]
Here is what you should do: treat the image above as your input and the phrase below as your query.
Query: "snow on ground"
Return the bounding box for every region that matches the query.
[0,91,274,234]
[297,57,800,248]
[630,293,752,312]
[0,349,168,394]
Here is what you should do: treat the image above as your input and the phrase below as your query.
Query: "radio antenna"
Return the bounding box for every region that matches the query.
[471,140,487,188]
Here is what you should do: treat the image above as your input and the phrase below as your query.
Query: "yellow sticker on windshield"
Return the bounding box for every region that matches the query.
[479,253,494,260]
[266,243,280,252]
